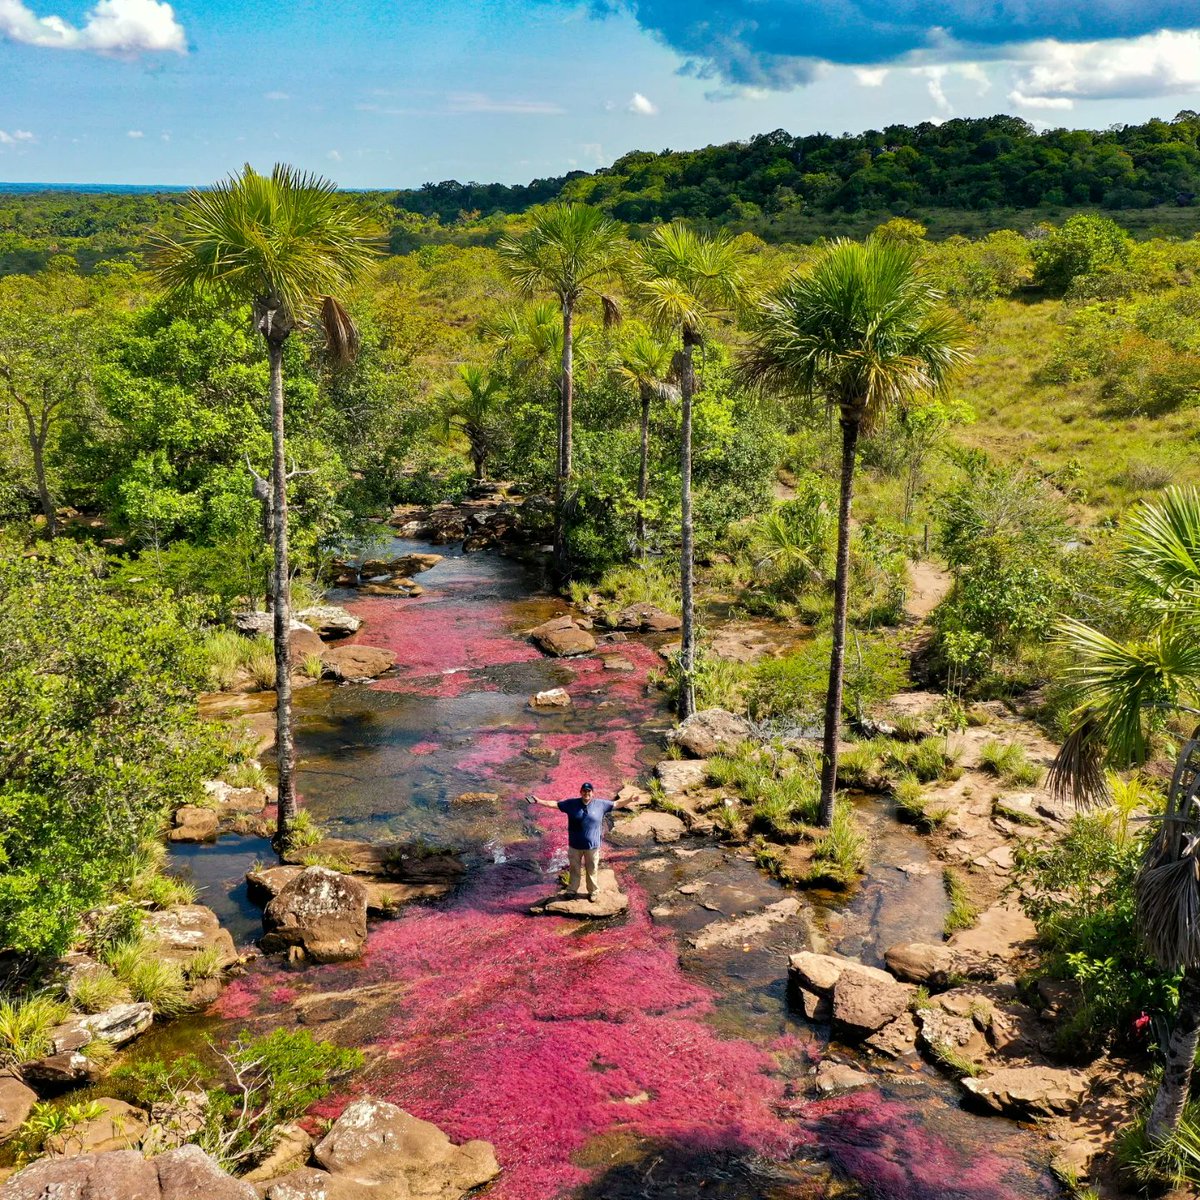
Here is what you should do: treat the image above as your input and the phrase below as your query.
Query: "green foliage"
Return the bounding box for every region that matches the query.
[746,633,908,727]
[808,799,866,886]
[0,993,70,1065]
[0,541,221,957]
[707,743,821,840]
[283,808,325,851]
[1115,1102,1200,1189]
[893,773,950,831]
[66,967,130,1014]
[1013,813,1177,1056]
[943,867,979,936]
[1032,215,1132,294]
[978,739,1044,787]
[103,937,191,1016]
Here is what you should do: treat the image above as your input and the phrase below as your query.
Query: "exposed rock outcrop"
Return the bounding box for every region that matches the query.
[145,905,238,972]
[962,1065,1089,1118]
[666,708,753,759]
[320,645,397,682]
[0,1075,36,1142]
[528,615,596,657]
[529,869,629,919]
[261,867,369,963]
[167,805,218,843]
[296,606,362,637]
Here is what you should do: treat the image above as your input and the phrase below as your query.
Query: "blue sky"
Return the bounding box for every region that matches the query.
[3,0,1200,187]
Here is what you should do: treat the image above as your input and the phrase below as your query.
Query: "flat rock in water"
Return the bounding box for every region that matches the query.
[451,791,499,806]
[609,810,686,845]
[233,611,312,638]
[167,805,218,843]
[529,616,596,657]
[261,867,369,963]
[530,688,571,709]
[360,552,442,577]
[320,645,397,682]
[364,880,452,916]
[834,969,915,1039]
[529,870,628,918]
[814,1061,874,1094]
[688,898,801,951]
[246,864,304,905]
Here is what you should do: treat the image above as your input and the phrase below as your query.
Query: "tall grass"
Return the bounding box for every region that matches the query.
[809,800,866,887]
[0,994,70,1065]
[102,938,190,1016]
[979,739,1043,787]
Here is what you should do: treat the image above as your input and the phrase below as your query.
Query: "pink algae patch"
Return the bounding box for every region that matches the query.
[409,741,440,756]
[346,597,541,677]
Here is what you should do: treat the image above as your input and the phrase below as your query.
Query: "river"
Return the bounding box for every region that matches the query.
[171,540,1060,1200]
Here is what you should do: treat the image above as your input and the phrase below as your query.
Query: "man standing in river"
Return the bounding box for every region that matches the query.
[527,783,629,900]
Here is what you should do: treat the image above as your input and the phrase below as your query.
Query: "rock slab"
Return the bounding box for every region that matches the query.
[261,866,369,963]
[667,708,753,758]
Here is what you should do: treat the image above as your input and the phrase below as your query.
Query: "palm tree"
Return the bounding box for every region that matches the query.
[632,223,748,718]
[615,329,678,554]
[155,164,377,846]
[438,363,504,480]
[739,239,970,825]
[1050,486,1200,1143]
[497,203,625,580]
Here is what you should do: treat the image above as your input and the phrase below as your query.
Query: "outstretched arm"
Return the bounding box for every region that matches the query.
[526,794,559,810]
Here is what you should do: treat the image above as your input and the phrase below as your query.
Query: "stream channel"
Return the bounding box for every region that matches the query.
[167,540,1060,1200]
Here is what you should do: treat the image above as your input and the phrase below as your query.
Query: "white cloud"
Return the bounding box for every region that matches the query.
[264,90,289,101]
[921,66,951,113]
[327,149,342,162]
[127,128,143,138]
[0,128,35,145]
[853,67,888,87]
[160,131,170,140]
[1009,29,1200,104]
[627,91,658,116]
[0,0,186,54]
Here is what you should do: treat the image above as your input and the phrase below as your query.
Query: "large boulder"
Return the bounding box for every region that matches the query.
[167,805,218,843]
[261,867,369,963]
[313,1098,500,1200]
[529,616,596,658]
[262,1166,367,1199]
[22,1048,99,1087]
[360,553,441,577]
[76,1001,154,1047]
[241,1124,314,1184]
[246,864,304,906]
[0,1074,36,1142]
[320,645,397,682]
[666,709,753,759]
[833,969,915,1039]
[296,605,362,637]
[962,1066,1089,1118]
[884,942,960,988]
[156,1145,258,1200]
[611,604,681,633]
[145,905,238,972]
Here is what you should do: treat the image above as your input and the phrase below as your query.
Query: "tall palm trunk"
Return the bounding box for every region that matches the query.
[1148,963,1200,1142]
[678,336,699,719]
[636,385,651,555]
[554,297,574,583]
[259,304,297,847]
[817,414,861,827]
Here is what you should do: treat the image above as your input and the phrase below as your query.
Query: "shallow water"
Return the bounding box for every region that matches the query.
[173,540,1059,1200]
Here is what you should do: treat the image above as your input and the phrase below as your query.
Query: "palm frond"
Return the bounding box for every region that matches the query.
[320,295,360,365]
[497,203,626,304]
[1121,486,1200,617]
[1048,714,1110,808]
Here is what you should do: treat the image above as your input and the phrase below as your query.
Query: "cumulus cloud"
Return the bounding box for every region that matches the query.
[627,91,658,114]
[0,0,186,54]
[127,129,143,137]
[854,67,889,87]
[0,128,35,145]
[582,0,1200,91]
[1009,29,1200,104]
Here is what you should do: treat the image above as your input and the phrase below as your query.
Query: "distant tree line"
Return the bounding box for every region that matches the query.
[391,113,1200,225]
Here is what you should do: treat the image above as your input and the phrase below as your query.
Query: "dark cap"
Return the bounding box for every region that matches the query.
[581,781,594,791]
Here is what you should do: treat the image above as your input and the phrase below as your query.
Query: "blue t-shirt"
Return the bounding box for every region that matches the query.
[557,797,615,850]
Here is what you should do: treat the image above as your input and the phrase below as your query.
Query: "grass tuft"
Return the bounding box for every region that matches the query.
[943,866,980,935]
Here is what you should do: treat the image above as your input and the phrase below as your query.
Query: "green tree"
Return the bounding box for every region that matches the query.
[0,264,108,536]
[1051,486,1200,1143]
[740,239,970,824]
[615,329,677,554]
[1032,214,1131,294]
[498,203,625,580]
[633,223,748,716]
[0,541,219,957]
[154,164,377,844]
[437,363,505,480]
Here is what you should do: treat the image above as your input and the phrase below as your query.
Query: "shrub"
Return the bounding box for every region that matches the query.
[1012,813,1175,1057]
[0,994,70,1065]
[747,632,908,727]
[1115,1102,1200,1190]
